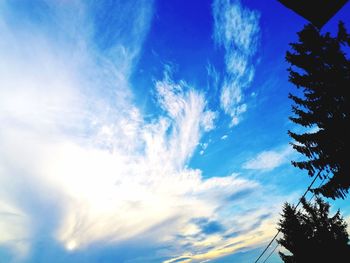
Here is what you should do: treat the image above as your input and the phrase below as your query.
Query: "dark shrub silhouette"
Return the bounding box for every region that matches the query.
[287,22,350,199]
[277,197,350,263]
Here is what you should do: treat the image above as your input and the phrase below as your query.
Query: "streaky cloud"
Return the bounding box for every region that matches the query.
[213,0,260,126]
[0,1,265,261]
[0,1,304,262]
[243,145,294,171]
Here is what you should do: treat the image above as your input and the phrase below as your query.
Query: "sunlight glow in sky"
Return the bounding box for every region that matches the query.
[0,1,349,262]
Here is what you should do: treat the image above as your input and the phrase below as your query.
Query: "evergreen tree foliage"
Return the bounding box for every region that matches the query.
[287,22,350,199]
[278,197,350,263]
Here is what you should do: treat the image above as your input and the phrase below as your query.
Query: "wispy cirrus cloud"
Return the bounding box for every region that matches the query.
[213,0,260,126]
[0,1,297,262]
[0,1,277,262]
[0,201,30,261]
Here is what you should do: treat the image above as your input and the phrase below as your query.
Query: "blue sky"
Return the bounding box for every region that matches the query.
[0,1,349,263]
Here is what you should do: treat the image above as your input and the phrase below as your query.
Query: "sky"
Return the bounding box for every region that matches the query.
[0,0,349,263]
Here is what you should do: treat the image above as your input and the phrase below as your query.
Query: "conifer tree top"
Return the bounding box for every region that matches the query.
[287,22,350,199]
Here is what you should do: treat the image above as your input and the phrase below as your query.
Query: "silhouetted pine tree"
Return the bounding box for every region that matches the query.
[278,197,350,263]
[287,22,350,199]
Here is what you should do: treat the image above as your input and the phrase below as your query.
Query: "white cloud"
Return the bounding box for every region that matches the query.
[0,1,295,262]
[243,146,294,171]
[155,76,216,169]
[221,135,228,140]
[0,201,30,259]
[0,2,268,261]
[0,0,156,254]
[213,0,260,126]
[199,142,209,155]
[201,110,217,131]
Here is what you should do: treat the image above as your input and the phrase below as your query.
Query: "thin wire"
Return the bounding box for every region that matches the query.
[253,171,321,263]
[260,175,327,263]
[262,243,279,263]
[253,231,280,263]
[294,171,321,208]
[307,177,326,202]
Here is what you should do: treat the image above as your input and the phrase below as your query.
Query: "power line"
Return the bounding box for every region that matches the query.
[307,177,327,203]
[262,243,279,263]
[253,171,321,263]
[254,231,280,263]
[257,174,327,263]
[293,171,321,209]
